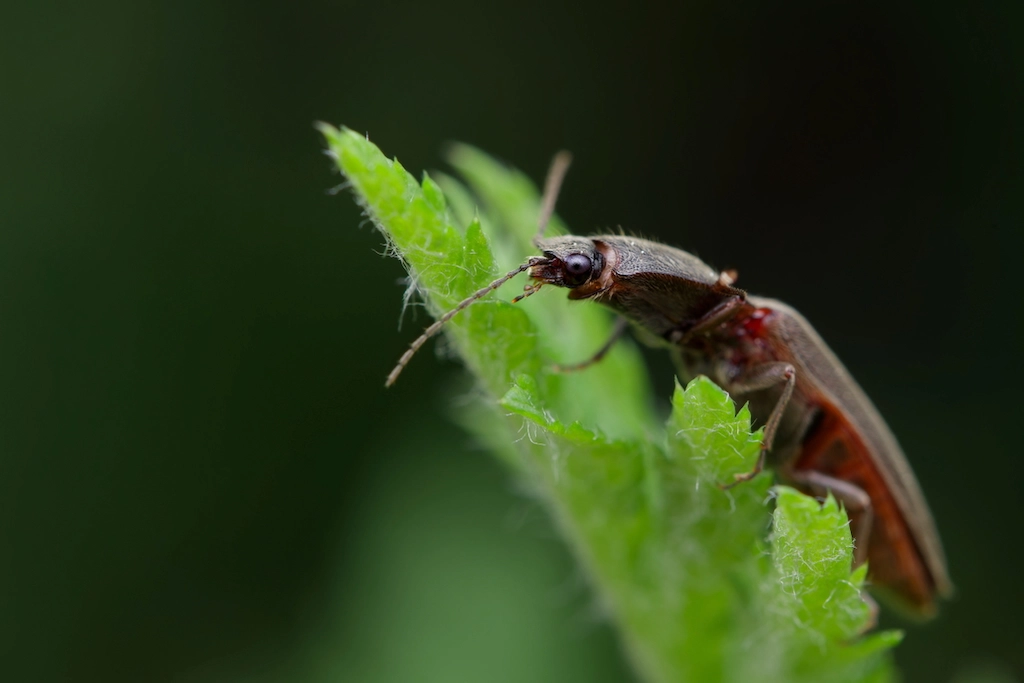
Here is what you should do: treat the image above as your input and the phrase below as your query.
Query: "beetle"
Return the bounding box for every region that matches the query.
[386,152,952,617]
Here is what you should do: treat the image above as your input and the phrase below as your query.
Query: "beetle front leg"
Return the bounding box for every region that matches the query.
[719,361,796,489]
[784,469,874,567]
[553,317,628,373]
[671,295,746,344]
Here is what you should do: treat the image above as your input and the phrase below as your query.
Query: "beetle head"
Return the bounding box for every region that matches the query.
[529,236,605,290]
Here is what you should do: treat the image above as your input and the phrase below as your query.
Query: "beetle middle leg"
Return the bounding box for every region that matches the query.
[719,361,796,488]
[553,317,628,373]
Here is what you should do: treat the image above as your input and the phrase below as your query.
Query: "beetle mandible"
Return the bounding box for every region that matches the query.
[387,152,952,617]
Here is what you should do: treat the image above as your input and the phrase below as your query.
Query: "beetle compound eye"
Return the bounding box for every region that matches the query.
[565,253,592,277]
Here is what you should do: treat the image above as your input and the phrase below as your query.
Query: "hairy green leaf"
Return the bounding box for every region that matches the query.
[320,123,901,683]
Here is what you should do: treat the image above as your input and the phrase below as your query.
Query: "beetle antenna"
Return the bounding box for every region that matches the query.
[388,150,570,387]
[533,151,573,245]
[386,258,545,387]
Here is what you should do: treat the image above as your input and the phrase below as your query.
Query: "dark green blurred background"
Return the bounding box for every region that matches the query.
[2,0,1022,681]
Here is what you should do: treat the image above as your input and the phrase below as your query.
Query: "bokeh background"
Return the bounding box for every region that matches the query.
[3,0,1022,681]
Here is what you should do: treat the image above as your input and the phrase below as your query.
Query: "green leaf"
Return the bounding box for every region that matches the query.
[320,123,901,683]
[772,487,871,640]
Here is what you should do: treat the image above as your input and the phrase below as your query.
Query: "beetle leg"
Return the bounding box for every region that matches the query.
[553,317,628,373]
[672,295,746,344]
[859,592,879,633]
[719,362,796,488]
[717,268,739,286]
[783,469,874,567]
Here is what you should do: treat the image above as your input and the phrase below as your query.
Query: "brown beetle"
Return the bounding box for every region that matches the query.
[387,153,952,617]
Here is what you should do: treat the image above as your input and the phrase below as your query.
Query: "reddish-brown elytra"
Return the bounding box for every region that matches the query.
[388,152,952,617]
